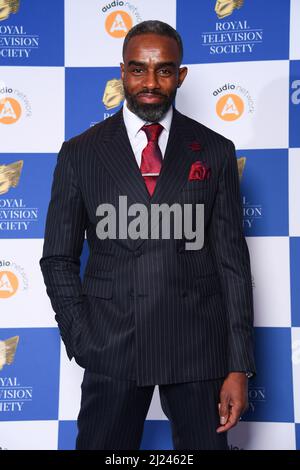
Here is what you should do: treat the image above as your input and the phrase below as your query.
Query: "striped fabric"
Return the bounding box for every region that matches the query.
[40,106,256,387]
[76,370,227,450]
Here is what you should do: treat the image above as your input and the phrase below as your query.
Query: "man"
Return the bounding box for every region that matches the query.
[40,20,256,450]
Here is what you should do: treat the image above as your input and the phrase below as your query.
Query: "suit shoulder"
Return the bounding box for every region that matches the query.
[55,113,119,171]
[176,109,234,149]
[62,111,119,152]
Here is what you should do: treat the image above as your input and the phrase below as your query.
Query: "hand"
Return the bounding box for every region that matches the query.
[216,372,248,434]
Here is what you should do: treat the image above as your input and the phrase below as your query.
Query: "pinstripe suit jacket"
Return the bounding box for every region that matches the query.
[40,107,256,386]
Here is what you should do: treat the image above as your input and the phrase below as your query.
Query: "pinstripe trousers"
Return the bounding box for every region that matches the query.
[75,370,228,450]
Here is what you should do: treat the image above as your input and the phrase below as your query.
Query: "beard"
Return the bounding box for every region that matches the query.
[123,85,177,122]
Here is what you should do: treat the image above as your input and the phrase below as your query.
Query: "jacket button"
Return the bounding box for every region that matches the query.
[134,250,142,258]
[182,290,187,297]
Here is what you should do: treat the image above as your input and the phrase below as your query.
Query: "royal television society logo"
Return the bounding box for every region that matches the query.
[0,260,29,298]
[237,156,264,231]
[0,0,40,60]
[0,160,39,233]
[0,85,32,124]
[0,336,33,414]
[202,0,263,56]
[237,156,246,181]
[90,78,124,127]
[102,78,124,110]
[0,336,19,370]
[213,83,254,121]
[215,0,243,19]
[0,0,19,22]
[248,386,266,413]
[242,195,262,230]
[101,1,142,39]
[237,157,262,231]
[105,9,132,38]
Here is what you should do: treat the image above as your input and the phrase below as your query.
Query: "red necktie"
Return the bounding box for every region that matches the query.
[140,123,163,196]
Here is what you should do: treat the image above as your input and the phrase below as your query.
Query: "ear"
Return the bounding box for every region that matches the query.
[120,63,125,80]
[178,66,188,87]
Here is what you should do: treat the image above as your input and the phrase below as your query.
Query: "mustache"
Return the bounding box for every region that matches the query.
[136,90,168,98]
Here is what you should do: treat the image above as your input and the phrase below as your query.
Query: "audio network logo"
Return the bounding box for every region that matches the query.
[0,160,39,232]
[213,83,254,121]
[0,160,23,195]
[291,78,300,105]
[215,0,243,19]
[0,0,40,60]
[101,1,142,39]
[201,0,264,56]
[0,260,29,298]
[0,86,32,124]
[0,96,21,124]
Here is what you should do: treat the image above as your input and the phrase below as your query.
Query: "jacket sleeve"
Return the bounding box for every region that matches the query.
[39,142,88,360]
[208,139,256,375]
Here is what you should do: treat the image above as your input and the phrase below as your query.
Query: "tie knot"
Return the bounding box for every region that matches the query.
[141,123,163,142]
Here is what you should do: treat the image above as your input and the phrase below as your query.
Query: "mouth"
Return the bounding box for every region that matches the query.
[136,93,165,103]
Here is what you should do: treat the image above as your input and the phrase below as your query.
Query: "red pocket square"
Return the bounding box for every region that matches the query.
[188,141,202,151]
[188,161,211,181]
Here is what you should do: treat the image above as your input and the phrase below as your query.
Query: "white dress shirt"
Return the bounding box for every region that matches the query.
[122,99,173,168]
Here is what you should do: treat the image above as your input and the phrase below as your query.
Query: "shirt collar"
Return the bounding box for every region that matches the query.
[123,99,173,139]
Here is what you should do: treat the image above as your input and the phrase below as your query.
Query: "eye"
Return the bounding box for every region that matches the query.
[158,69,172,76]
[132,68,144,74]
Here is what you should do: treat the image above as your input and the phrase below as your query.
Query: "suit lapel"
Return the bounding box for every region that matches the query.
[150,108,197,205]
[93,107,204,251]
[93,108,150,207]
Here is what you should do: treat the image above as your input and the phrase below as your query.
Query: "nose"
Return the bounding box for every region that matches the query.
[142,70,160,90]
